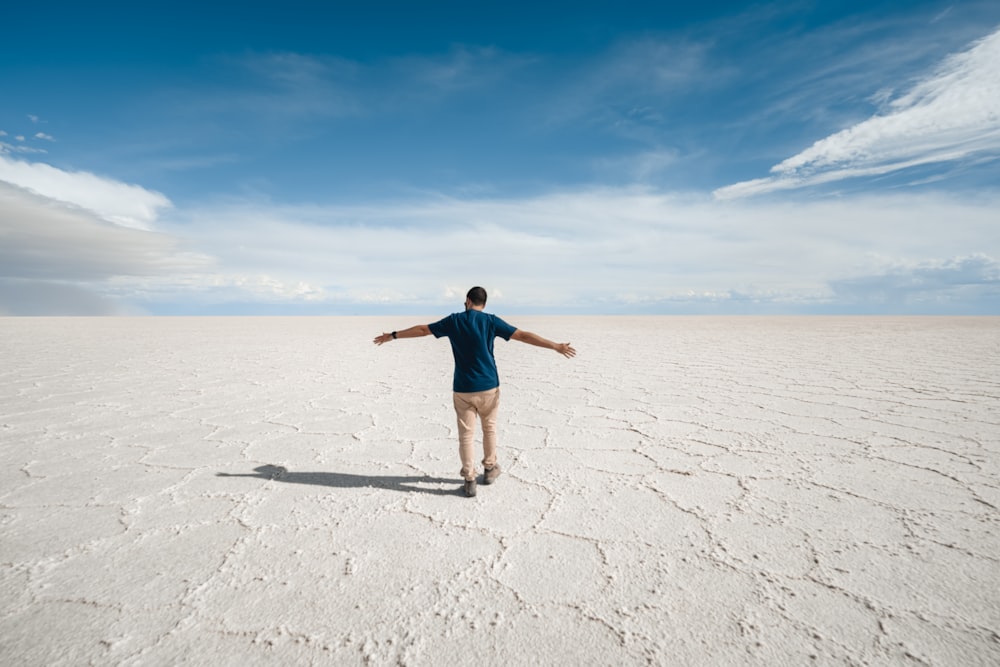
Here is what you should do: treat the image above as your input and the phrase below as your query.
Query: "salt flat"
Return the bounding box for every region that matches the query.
[1,316,998,666]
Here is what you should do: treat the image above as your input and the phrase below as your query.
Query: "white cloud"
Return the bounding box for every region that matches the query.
[716,26,1000,199]
[829,254,1000,311]
[0,181,205,281]
[0,172,208,315]
[150,187,999,313]
[34,132,55,141]
[3,169,997,313]
[101,272,329,308]
[2,151,996,314]
[0,155,170,230]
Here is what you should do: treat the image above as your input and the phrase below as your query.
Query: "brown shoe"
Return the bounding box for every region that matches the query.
[463,479,477,497]
[483,464,501,485]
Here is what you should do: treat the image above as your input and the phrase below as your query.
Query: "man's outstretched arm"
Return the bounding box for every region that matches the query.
[511,329,576,358]
[373,324,432,346]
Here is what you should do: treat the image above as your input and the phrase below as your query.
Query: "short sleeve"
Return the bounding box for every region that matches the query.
[493,316,516,341]
[428,316,451,339]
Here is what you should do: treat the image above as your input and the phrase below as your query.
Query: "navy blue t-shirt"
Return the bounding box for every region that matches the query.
[428,309,517,393]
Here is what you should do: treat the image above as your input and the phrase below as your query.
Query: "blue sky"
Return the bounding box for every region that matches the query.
[2,0,999,315]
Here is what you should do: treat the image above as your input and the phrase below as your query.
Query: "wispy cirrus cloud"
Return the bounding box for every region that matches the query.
[544,37,716,132]
[715,26,1000,199]
[602,148,681,181]
[389,45,531,93]
[230,51,362,118]
[166,46,533,137]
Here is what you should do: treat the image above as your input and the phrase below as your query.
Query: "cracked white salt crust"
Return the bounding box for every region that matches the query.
[1,316,998,665]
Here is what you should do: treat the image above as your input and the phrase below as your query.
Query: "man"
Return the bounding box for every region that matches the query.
[373,286,576,497]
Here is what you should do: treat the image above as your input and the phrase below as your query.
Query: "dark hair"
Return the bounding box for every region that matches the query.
[466,286,487,306]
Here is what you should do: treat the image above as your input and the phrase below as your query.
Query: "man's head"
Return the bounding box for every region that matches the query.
[465,286,487,309]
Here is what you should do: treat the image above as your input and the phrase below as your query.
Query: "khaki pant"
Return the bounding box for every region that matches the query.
[452,388,500,481]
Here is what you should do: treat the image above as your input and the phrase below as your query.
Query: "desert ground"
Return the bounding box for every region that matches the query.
[1,316,998,665]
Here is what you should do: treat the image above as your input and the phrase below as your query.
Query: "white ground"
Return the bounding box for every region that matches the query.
[1,316,998,666]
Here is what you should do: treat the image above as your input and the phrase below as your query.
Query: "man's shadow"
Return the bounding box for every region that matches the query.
[217,464,461,496]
